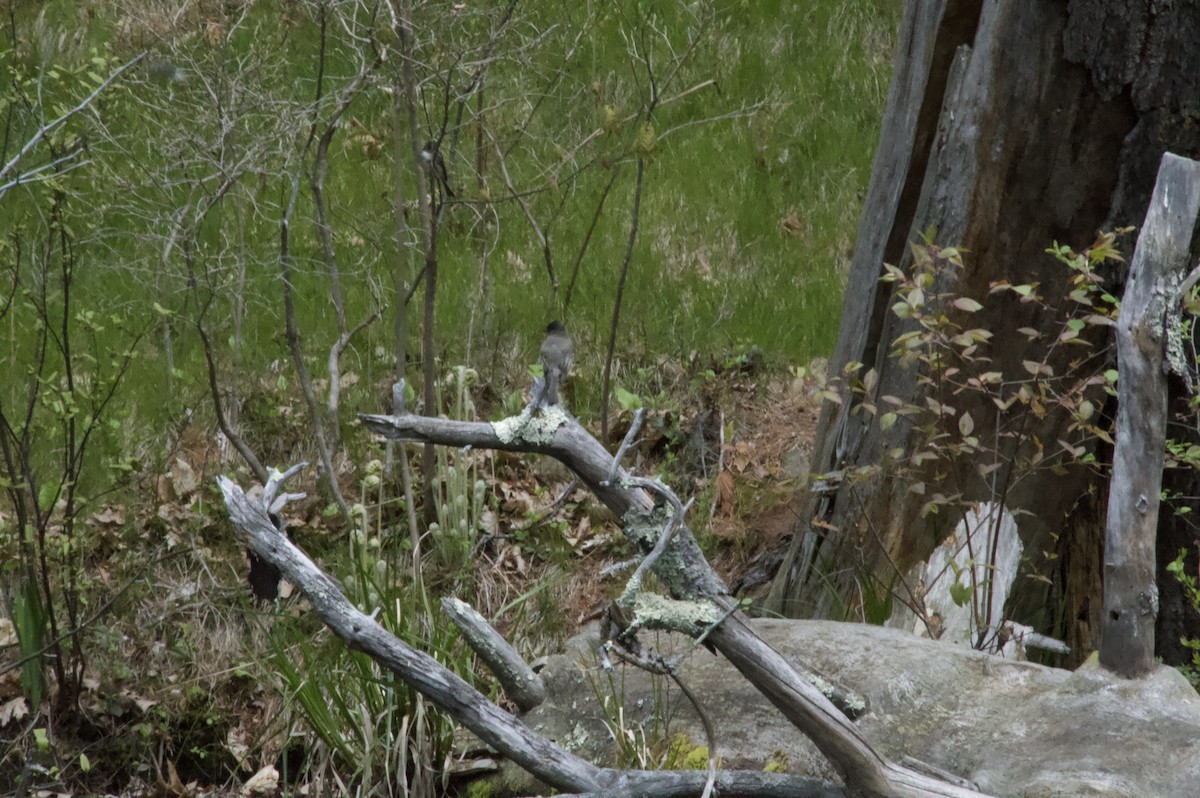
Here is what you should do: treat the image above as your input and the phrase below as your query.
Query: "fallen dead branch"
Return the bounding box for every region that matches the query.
[218,402,994,797]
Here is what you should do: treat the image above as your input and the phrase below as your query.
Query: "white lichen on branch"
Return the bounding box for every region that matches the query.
[492,405,571,445]
[623,505,726,599]
[623,591,723,637]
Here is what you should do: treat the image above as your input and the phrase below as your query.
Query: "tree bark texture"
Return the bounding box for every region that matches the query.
[1099,153,1200,677]
[767,0,1200,663]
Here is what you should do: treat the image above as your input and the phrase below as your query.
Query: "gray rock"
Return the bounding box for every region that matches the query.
[507,619,1200,797]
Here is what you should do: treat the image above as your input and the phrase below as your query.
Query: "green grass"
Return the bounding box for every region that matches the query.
[2,0,897,429]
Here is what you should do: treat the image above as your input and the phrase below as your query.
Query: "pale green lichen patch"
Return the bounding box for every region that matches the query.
[491,406,569,445]
[627,591,722,636]
[561,722,590,751]
[491,413,528,444]
[621,505,725,598]
[1164,271,1191,381]
[450,596,484,622]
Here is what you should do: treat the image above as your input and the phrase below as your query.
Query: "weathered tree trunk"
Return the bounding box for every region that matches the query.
[1100,153,1200,677]
[766,0,1200,662]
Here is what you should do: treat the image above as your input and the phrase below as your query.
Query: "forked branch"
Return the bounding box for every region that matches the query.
[217,469,840,798]
[218,404,993,797]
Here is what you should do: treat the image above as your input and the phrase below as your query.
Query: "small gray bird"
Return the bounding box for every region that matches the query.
[420,139,454,198]
[539,320,574,407]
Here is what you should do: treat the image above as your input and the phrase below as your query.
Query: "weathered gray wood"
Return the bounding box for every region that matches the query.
[1100,152,1200,678]
[359,411,993,798]
[768,0,1200,662]
[440,595,546,712]
[769,0,977,616]
[218,474,843,798]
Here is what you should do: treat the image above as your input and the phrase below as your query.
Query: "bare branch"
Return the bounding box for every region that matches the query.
[218,473,844,798]
[440,596,546,712]
[0,52,146,199]
[359,409,993,797]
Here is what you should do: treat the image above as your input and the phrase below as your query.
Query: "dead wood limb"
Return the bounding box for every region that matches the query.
[440,596,545,712]
[217,472,840,798]
[1100,152,1200,677]
[358,409,994,798]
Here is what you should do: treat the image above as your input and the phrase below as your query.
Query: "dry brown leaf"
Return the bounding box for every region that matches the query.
[242,765,279,796]
[87,504,126,527]
[715,471,735,515]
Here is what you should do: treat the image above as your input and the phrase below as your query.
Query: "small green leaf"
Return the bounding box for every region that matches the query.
[949,579,973,608]
[958,412,974,437]
[879,412,897,431]
[952,297,983,312]
[38,483,57,512]
[80,753,91,773]
[614,386,642,410]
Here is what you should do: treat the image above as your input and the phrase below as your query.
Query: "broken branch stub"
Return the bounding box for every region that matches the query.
[440,595,546,712]
[1100,152,1200,678]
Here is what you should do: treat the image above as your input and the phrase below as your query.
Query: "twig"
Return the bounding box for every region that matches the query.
[606,407,647,484]
[564,168,621,312]
[1179,262,1200,301]
[848,485,933,636]
[601,156,646,444]
[672,672,719,798]
[619,496,694,602]
[707,408,725,528]
[0,53,147,194]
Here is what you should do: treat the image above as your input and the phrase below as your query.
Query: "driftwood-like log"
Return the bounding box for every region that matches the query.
[358,410,992,798]
[218,473,839,798]
[1100,152,1200,678]
[440,595,546,712]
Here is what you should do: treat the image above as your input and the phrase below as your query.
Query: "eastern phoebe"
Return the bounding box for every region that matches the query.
[539,320,574,407]
[420,139,454,199]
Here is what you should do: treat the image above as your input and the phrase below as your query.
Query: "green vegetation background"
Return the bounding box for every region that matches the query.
[2,0,895,446]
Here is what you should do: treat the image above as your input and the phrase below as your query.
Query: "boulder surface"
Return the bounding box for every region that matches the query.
[510,619,1200,797]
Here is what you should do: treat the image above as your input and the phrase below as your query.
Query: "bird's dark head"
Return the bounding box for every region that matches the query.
[421,140,438,158]
[546,320,566,334]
